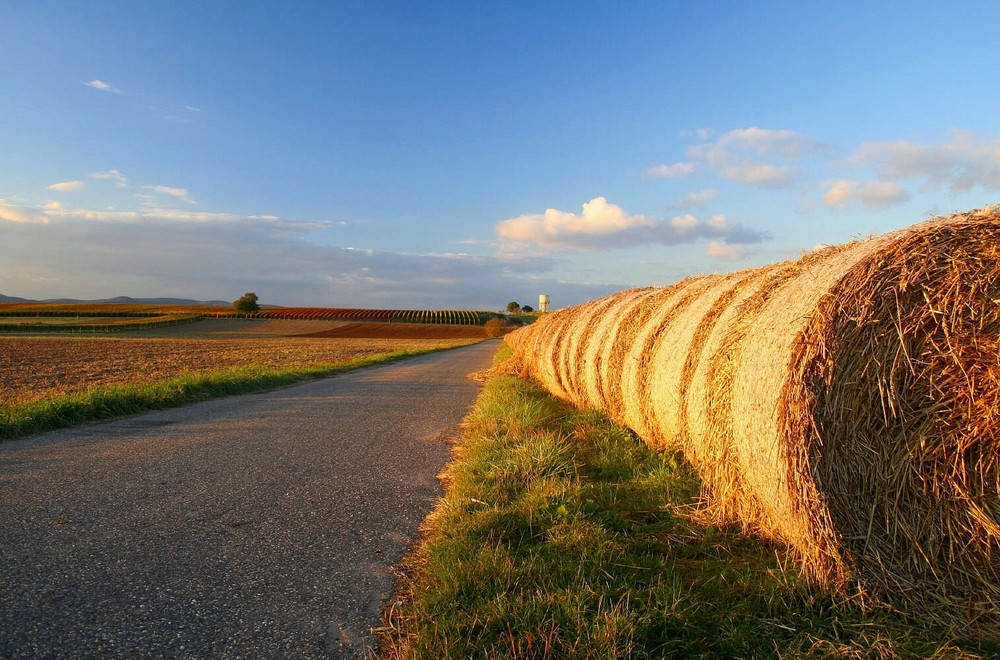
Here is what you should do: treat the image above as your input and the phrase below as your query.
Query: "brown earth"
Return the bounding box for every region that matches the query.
[105,318,488,340]
[0,335,476,406]
[301,321,487,340]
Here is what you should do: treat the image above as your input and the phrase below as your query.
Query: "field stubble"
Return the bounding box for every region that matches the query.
[0,335,469,407]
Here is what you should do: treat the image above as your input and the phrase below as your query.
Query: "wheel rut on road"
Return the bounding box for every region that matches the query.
[0,341,498,659]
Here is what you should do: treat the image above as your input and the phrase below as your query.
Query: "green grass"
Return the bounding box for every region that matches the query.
[381,374,993,658]
[0,346,464,441]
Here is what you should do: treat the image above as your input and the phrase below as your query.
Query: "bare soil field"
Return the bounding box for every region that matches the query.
[116,318,352,338]
[302,321,487,340]
[0,335,474,406]
[115,318,487,339]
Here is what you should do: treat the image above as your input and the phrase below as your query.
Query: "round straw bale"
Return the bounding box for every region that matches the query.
[690,247,857,532]
[589,287,666,419]
[728,235,896,578]
[803,210,1000,630]
[527,306,577,399]
[503,206,1000,633]
[644,271,755,450]
[619,277,713,444]
[562,293,629,406]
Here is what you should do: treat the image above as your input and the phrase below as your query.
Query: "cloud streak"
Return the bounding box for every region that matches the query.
[83,79,123,94]
[823,179,911,210]
[47,180,85,192]
[644,162,695,179]
[665,188,718,210]
[90,170,129,188]
[684,127,823,189]
[648,127,823,190]
[0,201,616,308]
[495,197,768,252]
[0,202,49,224]
[143,184,195,204]
[848,131,1000,193]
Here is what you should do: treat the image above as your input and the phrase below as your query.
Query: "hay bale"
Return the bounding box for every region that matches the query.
[582,288,657,412]
[682,261,817,531]
[600,285,692,427]
[617,278,715,445]
[563,291,631,406]
[503,206,1000,634]
[645,272,755,450]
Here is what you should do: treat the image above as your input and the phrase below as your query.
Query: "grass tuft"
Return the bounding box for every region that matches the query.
[380,374,995,658]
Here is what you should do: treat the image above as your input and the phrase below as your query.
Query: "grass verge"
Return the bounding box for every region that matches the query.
[0,345,469,441]
[379,371,995,658]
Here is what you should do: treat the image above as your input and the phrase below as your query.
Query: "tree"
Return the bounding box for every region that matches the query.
[233,292,260,314]
[521,305,534,313]
[506,301,521,315]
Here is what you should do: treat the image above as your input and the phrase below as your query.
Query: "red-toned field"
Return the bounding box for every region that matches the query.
[301,321,486,340]
[110,319,488,339]
[0,329,479,406]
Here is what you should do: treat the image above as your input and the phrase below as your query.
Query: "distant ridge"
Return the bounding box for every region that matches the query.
[0,293,231,306]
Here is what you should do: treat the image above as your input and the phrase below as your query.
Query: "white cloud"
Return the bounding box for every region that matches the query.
[90,170,128,188]
[83,79,123,94]
[143,185,195,204]
[719,163,791,188]
[823,179,911,210]
[684,127,822,189]
[47,180,85,192]
[706,214,731,231]
[40,205,295,226]
[713,127,820,159]
[0,203,49,224]
[848,131,1000,192]
[495,197,768,251]
[666,188,717,210]
[644,162,696,179]
[705,241,747,261]
[144,185,189,198]
[0,202,618,308]
[670,214,699,231]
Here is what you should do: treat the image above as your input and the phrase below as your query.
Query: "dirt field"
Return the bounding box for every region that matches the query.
[302,321,486,339]
[113,318,488,339]
[0,335,476,406]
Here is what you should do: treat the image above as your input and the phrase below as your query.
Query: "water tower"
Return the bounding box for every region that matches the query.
[538,293,550,313]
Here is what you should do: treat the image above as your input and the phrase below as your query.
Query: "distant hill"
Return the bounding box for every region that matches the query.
[0,293,231,306]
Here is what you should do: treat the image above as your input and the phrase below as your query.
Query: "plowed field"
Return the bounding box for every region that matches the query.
[114,319,488,339]
[0,336,474,406]
[302,321,486,339]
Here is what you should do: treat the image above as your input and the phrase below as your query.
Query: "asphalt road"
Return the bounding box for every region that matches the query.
[0,340,497,659]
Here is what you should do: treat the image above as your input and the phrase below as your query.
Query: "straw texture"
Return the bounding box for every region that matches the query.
[504,206,1000,634]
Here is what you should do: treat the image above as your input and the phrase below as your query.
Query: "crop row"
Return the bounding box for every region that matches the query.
[0,304,492,326]
[238,308,486,325]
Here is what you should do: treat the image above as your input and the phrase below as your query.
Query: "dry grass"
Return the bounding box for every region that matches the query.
[504,206,1000,637]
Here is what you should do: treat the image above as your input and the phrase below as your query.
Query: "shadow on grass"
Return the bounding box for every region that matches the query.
[381,375,995,659]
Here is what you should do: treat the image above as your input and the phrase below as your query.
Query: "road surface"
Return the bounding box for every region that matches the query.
[0,341,497,658]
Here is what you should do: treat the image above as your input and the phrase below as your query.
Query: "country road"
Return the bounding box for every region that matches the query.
[0,340,497,659]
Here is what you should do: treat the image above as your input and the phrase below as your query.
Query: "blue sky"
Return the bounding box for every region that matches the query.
[2,1,999,310]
